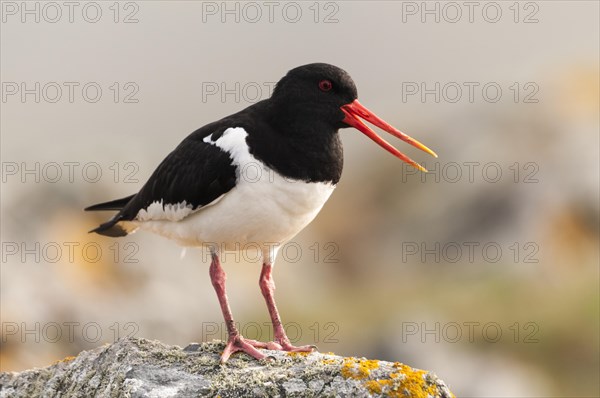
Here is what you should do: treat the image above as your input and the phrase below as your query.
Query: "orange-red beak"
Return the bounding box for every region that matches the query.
[341,100,437,172]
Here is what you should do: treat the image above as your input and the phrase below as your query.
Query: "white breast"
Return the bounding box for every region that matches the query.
[135,127,336,252]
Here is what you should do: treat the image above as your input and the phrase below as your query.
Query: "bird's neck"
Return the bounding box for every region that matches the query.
[245,103,344,184]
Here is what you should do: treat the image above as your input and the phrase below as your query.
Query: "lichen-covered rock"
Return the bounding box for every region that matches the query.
[0,337,454,398]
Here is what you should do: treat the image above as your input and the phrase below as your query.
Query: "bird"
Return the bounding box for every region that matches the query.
[85,63,437,363]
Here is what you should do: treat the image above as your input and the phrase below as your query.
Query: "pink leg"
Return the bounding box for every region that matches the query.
[209,252,266,363]
[258,262,316,352]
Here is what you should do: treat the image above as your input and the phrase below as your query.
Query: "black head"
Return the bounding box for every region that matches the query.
[271,63,358,129]
[270,63,438,172]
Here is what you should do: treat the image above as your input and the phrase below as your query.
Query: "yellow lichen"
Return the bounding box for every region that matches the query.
[286,351,311,358]
[342,359,447,398]
[341,357,380,380]
[365,379,393,394]
[53,355,76,365]
[321,357,338,365]
[391,363,439,398]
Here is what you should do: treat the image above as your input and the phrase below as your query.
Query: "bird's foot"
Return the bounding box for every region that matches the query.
[221,335,317,363]
[221,334,268,363]
[245,338,317,353]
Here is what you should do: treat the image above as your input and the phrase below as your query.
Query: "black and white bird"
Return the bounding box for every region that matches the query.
[86,63,437,363]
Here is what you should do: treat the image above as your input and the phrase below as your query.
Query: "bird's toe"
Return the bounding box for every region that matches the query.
[220,335,267,364]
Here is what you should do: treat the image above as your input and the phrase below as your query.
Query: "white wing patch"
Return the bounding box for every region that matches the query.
[203,127,252,175]
[136,200,194,222]
[133,130,241,224]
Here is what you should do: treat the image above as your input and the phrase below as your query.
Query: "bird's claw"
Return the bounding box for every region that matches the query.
[220,335,267,364]
[262,355,277,363]
[245,338,316,353]
[220,335,317,363]
[280,343,317,353]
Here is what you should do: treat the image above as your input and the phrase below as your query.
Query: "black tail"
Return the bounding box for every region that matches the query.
[85,194,136,237]
[84,194,135,211]
[89,215,133,237]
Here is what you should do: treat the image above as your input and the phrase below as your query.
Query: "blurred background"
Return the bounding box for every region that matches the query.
[1,1,598,397]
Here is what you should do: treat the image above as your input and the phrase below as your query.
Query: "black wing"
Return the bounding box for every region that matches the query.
[86,128,237,237]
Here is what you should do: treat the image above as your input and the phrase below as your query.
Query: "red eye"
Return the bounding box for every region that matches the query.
[318,79,333,92]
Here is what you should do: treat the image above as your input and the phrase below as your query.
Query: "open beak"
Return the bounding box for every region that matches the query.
[341,99,437,172]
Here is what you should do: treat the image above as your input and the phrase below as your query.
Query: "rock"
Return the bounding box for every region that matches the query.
[0,338,454,397]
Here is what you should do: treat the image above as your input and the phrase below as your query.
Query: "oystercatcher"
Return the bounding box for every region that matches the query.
[86,63,437,363]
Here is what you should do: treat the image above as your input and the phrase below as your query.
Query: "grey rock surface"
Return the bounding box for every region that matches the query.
[0,338,454,397]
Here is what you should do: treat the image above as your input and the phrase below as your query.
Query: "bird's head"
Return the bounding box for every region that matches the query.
[272,63,437,172]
